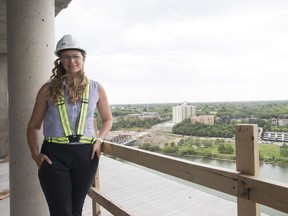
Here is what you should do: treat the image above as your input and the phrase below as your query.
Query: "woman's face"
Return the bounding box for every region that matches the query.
[60,50,85,74]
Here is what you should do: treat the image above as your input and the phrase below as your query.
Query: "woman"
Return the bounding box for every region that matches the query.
[26,34,113,216]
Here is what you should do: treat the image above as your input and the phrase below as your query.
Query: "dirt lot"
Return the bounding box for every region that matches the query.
[109,129,183,147]
[141,130,183,146]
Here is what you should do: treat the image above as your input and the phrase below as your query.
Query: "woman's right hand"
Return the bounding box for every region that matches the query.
[33,153,52,168]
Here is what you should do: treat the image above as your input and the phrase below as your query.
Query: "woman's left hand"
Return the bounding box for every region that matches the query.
[91,141,101,159]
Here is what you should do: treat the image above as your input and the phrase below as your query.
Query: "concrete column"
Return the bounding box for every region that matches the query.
[7,0,55,215]
[0,0,9,160]
[0,54,8,159]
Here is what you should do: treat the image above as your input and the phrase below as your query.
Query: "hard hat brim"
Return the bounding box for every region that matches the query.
[55,48,87,57]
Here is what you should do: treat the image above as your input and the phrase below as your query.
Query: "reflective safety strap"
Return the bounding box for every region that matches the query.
[80,136,96,144]
[77,81,90,135]
[44,136,96,144]
[57,94,73,137]
[54,81,91,143]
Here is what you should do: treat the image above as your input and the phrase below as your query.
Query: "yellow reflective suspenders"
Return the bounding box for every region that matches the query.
[57,93,73,136]
[77,83,89,136]
[45,81,96,144]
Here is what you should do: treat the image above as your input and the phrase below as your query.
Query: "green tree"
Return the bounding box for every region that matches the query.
[280,144,288,157]
[163,143,179,153]
[218,144,234,154]
[139,143,160,152]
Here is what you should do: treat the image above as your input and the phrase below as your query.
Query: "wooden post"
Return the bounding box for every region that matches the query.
[235,124,260,216]
[92,118,101,216]
[92,169,101,216]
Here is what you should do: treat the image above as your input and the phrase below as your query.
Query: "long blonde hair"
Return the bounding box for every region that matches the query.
[48,54,88,104]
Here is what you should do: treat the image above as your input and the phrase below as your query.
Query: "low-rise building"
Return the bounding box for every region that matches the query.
[262,131,288,142]
[139,112,160,120]
[191,115,214,125]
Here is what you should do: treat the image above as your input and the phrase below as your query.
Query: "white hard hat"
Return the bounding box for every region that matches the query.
[54,34,87,57]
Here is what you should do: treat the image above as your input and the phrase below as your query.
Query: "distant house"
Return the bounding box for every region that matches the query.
[218,116,231,124]
[271,117,278,125]
[124,114,141,120]
[277,119,288,126]
[139,112,160,120]
[152,122,174,132]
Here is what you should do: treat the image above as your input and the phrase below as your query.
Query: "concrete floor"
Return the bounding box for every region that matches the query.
[1,155,271,216]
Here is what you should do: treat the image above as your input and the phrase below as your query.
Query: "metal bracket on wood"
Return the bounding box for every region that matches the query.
[241,180,251,200]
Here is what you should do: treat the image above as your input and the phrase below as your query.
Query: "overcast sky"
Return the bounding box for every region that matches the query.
[55,0,288,105]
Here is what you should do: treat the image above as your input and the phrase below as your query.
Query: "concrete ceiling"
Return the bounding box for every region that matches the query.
[0,0,72,53]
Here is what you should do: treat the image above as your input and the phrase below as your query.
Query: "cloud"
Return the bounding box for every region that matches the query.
[56,0,288,104]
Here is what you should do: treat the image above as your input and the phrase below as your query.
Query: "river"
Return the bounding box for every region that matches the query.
[179,156,288,184]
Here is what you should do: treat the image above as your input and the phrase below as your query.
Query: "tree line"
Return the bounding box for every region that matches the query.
[172,119,235,138]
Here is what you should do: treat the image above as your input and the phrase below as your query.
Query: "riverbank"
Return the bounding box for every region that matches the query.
[160,151,288,167]
[136,130,288,166]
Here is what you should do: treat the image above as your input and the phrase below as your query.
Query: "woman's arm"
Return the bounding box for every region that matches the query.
[91,84,113,159]
[26,83,52,167]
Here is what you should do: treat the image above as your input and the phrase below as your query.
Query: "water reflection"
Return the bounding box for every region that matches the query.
[260,163,288,183]
[178,156,288,184]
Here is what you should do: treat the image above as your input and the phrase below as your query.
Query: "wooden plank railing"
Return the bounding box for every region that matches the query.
[88,124,288,216]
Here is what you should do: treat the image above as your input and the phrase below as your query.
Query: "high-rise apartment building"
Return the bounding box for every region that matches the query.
[172,102,196,124]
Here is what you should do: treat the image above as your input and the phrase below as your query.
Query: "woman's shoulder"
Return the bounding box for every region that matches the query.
[34,82,50,100]
[89,78,99,85]
[39,82,50,92]
[88,78,101,89]
[88,79,102,96]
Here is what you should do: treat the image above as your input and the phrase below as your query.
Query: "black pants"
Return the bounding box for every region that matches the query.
[38,141,99,216]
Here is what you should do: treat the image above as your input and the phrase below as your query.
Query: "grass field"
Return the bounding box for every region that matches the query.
[259,144,280,158]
